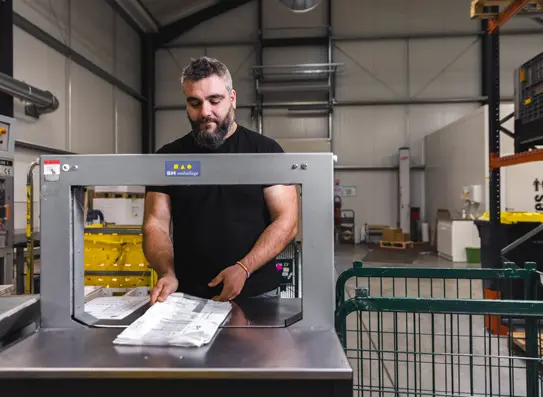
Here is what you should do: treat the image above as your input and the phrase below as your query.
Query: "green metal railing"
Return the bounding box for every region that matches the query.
[336,260,540,308]
[334,261,543,396]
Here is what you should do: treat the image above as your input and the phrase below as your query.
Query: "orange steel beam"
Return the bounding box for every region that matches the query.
[488,0,533,33]
[490,149,543,169]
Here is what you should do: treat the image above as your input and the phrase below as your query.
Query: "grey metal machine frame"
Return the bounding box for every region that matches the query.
[0,152,352,396]
[40,152,335,330]
[0,115,15,287]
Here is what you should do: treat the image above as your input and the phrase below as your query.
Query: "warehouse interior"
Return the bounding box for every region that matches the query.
[1,0,543,395]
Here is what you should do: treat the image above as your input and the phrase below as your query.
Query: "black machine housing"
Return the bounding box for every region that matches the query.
[514,51,543,153]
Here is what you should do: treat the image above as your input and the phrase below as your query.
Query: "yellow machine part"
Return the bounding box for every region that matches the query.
[84,227,157,289]
[478,212,543,224]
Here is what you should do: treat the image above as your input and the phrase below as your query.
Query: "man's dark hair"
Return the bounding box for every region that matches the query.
[180,56,233,93]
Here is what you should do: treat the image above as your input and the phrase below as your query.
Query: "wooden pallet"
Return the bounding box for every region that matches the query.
[471,0,543,19]
[511,331,543,354]
[379,240,413,250]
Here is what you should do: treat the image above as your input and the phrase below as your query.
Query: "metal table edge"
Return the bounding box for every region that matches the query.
[0,367,353,380]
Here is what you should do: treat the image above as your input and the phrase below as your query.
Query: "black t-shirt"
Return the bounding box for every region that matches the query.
[146,124,285,299]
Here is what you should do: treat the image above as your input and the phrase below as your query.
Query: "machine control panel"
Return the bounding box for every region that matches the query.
[0,122,9,153]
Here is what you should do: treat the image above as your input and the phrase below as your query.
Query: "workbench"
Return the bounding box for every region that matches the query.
[0,298,351,395]
[0,153,352,395]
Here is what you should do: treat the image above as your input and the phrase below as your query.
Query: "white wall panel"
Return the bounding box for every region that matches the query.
[333,106,406,166]
[332,0,478,37]
[334,170,425,233]
[115,14,141,92]
[409,38,481,99]
[116,90,141,154]
[263,109,327,139]
[13,28,68,150]
[334,41,408,101]
[69,63,115,153]
[276,139,330,153]
[262,0,327,38]
[500,35,543,98]
[335,37,481,102]
[12,0,142,237]
[155,110,186,149]
[263,46,327,66]
[235,108,255,131]
[424,107,486,233]
[407,104,480,164]
[155,46,256,107]
[170,2,258,44]
[500,15,543,32]
[14,0,70,43]
[70,0,115,75]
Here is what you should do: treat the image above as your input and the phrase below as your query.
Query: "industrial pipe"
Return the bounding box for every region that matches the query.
[0,71,59,117]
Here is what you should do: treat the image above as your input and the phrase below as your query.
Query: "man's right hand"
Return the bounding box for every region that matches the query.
[150,273,178,305]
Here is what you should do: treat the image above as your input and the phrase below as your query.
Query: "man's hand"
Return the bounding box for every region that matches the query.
[208,264,248,301]
[150,273,178,305]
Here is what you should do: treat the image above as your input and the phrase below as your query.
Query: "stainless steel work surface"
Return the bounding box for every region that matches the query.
[0,295,40,341]
[0,327,352,379]
[89,297,302,329]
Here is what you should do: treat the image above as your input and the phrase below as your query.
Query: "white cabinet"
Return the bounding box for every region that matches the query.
[437,220,481,262]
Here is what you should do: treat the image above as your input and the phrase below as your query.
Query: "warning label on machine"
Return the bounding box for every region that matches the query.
[0,159,13,177]
[43,159,61,181]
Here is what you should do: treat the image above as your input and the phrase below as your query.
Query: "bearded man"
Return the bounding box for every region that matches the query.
[143,56,298,303]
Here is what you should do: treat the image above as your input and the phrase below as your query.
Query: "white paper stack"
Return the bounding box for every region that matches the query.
[112,293,232,348]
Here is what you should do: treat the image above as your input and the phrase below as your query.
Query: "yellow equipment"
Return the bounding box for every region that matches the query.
[84,224,157,291]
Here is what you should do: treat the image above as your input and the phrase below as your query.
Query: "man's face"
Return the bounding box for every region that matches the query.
[183,74,236,149]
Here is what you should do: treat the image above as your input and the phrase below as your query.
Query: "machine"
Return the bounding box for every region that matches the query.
[0,115,14,286]
[0,152,352,395]
[514,50,543,152]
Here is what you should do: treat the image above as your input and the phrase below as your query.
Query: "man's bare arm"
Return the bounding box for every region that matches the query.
[239,185,298,274]
[142,192,174,278]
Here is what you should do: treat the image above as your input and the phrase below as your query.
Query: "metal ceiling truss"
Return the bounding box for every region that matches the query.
[154,0,254,47]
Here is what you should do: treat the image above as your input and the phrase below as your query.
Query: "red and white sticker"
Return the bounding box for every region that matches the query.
[44,159,61,181]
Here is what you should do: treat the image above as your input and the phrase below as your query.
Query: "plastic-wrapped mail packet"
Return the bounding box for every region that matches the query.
[113,293,232,347]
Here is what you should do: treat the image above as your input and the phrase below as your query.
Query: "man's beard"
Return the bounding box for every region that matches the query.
[189,106,235,150]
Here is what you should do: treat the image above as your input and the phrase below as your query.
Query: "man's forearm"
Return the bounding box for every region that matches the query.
[240,214,297,274]
[143,222,175,278]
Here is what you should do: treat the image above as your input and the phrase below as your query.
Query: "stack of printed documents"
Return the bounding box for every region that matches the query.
[113,293,232,347]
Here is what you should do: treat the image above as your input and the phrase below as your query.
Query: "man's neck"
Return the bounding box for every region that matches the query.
[225,122,238,139]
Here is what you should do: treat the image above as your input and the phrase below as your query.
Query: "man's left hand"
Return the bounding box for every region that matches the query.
[208,264,248,301]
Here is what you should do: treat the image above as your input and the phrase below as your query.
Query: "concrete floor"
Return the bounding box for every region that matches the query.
[334,244,532,397]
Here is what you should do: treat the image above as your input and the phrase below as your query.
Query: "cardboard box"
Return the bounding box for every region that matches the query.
[382,228,411,242]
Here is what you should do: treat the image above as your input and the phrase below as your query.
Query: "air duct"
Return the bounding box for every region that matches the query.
[0,71,59,118]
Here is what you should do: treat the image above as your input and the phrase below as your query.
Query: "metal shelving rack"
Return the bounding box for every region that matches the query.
[475,0,543,272]
[253,0,343,136]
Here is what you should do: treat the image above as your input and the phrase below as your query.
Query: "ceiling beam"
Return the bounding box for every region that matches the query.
[155,0,254,47]
[104,0,145,36]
